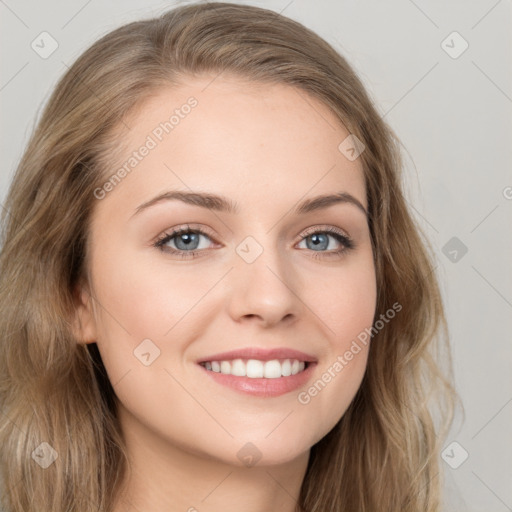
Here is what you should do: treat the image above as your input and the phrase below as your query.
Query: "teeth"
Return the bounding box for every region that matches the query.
[247,359,264,378]
[202,358,307,378]
[231,358,246,376]
[263,360,281,378]
[281,359,292,376]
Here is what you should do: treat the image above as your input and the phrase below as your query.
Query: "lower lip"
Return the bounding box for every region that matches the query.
[198,362,317,397]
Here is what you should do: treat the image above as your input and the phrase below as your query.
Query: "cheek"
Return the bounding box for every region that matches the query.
[318,255,377,347]
[295,256,376,422]
[91,246,208,339]
[88,244,225,389]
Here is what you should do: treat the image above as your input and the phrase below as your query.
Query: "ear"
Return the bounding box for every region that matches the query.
[71,277,98,345]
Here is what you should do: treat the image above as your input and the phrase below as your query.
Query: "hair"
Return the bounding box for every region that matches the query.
[0,2,458,511]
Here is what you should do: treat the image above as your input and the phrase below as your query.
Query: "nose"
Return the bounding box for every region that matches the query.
[226,240,301,327]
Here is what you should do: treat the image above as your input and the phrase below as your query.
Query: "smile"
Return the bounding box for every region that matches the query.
[200,358,308,378]
[196,347,317,397]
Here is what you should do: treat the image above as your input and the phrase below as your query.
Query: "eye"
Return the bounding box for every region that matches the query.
[154,224,354,260]
[296,226,354,259]
[154,224,216,259]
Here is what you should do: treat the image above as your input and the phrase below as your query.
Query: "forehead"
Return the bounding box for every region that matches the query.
[97,75,367,215]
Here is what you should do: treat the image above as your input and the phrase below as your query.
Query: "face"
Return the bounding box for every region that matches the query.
[76,75,377,468]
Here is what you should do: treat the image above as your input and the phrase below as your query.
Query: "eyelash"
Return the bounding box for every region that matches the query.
[153,224,355,260]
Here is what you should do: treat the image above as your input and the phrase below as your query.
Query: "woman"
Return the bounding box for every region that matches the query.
[0,3,457,511]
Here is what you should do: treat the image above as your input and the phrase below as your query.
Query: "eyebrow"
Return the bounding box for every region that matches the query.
[132,190,368,218]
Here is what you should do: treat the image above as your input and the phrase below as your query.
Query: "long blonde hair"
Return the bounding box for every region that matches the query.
[0,3,457,511]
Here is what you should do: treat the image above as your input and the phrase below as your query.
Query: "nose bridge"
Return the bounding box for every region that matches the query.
[227,232,300,325]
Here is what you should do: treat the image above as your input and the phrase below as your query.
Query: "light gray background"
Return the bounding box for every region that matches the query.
[1,1,511,511]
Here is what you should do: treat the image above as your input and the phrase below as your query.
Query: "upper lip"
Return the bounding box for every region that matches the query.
[197,347,317,364]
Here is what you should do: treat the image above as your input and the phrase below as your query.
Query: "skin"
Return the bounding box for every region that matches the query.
[74,75,377,512]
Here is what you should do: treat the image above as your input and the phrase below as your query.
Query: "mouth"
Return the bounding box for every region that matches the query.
[196,347,317,397]
[199,358,310,378]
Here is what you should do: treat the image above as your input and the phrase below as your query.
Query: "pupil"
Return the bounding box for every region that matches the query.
[309,233,327,250]
[176,232,198,250]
